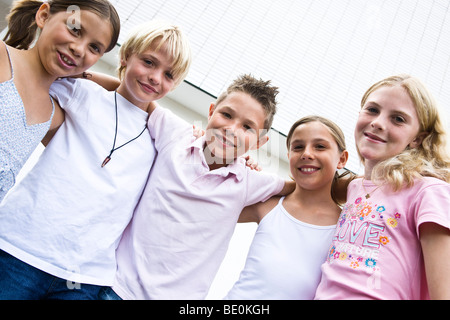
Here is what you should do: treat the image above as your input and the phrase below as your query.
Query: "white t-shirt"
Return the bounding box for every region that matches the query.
[0,78,155,286]
[113,107,285,300]
[225,197,336,300]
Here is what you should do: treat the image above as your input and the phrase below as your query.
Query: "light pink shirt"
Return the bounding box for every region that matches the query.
[315,177,450,300]
[113,107,284,300]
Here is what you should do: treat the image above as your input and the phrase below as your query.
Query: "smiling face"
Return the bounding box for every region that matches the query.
[117,43,176,110]
[35,4,113,78]
[204,91,268,168]
[355,85,425,175]
[288,121,348,191]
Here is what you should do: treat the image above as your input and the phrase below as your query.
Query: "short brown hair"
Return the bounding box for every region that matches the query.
[215,74,279,131]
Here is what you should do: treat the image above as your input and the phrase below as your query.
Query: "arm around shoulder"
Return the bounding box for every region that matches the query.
[41,100,65,147]
[279,180,295,196]
[238,196,280,224]
[78,71,121,91]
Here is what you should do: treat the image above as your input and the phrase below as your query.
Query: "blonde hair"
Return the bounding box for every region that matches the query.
[360,74,450,190]
[4,0,120,51]
[286,116,356,206]
[215,74,279,131]
[118,20,192,88]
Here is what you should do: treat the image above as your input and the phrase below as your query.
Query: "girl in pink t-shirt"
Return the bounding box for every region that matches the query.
[315,74,450,300]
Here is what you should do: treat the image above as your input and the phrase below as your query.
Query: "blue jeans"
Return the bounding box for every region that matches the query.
[0,250,102,300]
[98,287,123,300]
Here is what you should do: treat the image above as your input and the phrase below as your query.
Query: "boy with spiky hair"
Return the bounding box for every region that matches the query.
[100,74,294,300]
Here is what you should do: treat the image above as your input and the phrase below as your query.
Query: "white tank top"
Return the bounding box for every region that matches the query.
[225,197,337,300]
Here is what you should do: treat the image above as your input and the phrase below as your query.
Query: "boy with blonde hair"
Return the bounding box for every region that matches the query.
[0,20,191,300]
[117,20,191,88]
[100,74,294,300]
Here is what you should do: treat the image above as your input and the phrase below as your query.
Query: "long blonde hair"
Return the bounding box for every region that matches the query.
[360,74,450,190]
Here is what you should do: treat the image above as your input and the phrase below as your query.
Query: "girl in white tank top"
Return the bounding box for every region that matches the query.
[225,116,355,300]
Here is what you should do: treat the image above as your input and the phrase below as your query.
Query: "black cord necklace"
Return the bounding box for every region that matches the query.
[101,91,147,168]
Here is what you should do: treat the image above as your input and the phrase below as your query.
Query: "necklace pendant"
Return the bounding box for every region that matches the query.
[101,156,111,168]
[365,193,371,199]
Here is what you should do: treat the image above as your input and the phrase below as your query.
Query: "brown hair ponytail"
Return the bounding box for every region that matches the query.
[3,0,43,50]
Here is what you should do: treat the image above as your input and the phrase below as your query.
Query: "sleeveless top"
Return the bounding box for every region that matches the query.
[224,197,337,300]
[0,43,55,203]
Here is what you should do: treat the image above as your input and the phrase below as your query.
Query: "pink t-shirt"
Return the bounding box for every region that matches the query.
[113,107,285,300]
[315,177,450,300]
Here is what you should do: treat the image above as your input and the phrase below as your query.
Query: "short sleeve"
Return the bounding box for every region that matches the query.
[414,181,450,236]
[148,107,193,152]
[244,169,285,206]
[49,78,82,111]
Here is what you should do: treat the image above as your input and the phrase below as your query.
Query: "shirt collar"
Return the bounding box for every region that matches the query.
[186,136,245,182]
